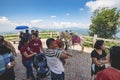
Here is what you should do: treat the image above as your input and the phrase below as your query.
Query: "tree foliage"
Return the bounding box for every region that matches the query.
[89,8,120,38]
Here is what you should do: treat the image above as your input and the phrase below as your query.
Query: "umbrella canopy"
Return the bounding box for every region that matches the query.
[15,26,29,30]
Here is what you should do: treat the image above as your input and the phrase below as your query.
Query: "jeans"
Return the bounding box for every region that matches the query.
[23,60,35,80]
[51,71,64,80]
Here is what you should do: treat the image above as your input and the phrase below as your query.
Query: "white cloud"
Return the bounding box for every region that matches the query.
[80,8,83,11]
[0,16,19,32]
[30,19,43,23]
[50,16,57,18]
[66,13,70,16]
[51,21,90,29]
[86,0,120,11]
[0,16,9,23]
[0,16,90,32]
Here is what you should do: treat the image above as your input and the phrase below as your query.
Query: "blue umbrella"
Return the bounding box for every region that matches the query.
[15,26,29,30]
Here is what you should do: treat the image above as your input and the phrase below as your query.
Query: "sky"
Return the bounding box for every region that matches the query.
[0,0,120,32]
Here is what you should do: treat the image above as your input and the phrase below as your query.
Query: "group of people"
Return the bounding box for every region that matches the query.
[18,30,44,80]
[0,29,120,80]
[91,40,120,80]
[18,29,72,80]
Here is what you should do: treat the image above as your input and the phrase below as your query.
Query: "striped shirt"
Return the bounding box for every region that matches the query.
[45,49,64,74]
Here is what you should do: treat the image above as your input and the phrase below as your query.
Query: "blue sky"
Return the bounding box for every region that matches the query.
[0,0,120,32]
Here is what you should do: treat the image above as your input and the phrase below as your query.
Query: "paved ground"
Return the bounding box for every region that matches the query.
[12,39,93,80]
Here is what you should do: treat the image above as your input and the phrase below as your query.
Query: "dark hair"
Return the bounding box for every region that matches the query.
[0,35,4,46]
[0,35,4,40]
[18,38,29,50]
[110,46,120,70]
[94,40,104,49]
[46,38,55,48]
[32,33,38,37]
[58,41,64,48]
[57,36,59,38]
[0,35,11,54]
[25,30,29,33]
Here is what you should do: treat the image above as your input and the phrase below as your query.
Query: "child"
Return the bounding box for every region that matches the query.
[58,41,72,65]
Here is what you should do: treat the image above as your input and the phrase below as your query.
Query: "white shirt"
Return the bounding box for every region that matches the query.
[45,49,64,74]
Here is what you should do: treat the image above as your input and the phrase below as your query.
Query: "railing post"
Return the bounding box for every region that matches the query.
[57,32,59,36]
[93,34,97,47]
[50,32,52,38]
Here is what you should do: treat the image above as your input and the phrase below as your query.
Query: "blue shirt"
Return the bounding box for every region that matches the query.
[0,52,14,74]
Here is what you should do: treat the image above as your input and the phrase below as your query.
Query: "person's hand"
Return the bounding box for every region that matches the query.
[64,51,72,57]
[33,52,37,55]
[69,54,72,57]
[6,61,15,69]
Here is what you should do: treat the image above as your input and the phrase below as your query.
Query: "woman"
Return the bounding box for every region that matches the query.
[0,35,17,56]
[29,33,44,54]
[91,40,108,80]
[19,38,36,80]
[96,46,120,80]
[0,36,15,80]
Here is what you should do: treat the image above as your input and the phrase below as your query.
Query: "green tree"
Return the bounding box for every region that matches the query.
[89,8,120,38]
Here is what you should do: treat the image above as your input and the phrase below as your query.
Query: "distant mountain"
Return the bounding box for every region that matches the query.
[0,27,89,35]
[30,27,89,34]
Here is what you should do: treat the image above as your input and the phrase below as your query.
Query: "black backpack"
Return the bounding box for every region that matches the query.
[34,54,50,78]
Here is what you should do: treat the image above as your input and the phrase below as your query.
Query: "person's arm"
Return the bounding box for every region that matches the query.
[39,39,44,53]
[92,58,101,66]
[99,56,108,65]
[60,53,69,59]
[23,51,36,58]
[64,52,72,57]
[40,45,45,53]
[59,51,72,59]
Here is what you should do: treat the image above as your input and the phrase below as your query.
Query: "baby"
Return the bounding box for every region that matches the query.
[58,41,72,65]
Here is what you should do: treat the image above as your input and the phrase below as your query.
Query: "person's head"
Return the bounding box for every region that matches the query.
[57,36,59,39]
[36,30,39,33]
[0,35,4,45]
[31,30,35,34]
[18,38,29,50]
[32,33,38,40]
[46,38,56,49]
[65,30,68,32]
[94,40,105,50]
[58,41,64,49]
[110,46,120,70]
[25,29,29,33]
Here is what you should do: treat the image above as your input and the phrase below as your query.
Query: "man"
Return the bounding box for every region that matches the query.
[45,38,71,80]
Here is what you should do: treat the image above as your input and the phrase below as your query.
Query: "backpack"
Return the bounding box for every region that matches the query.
[34,54,50,78]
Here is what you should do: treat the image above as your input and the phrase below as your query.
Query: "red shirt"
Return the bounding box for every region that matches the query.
[29,39,42,53]
[96,67,120,80]
[20,44,32,62]
[55,39,59,48]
